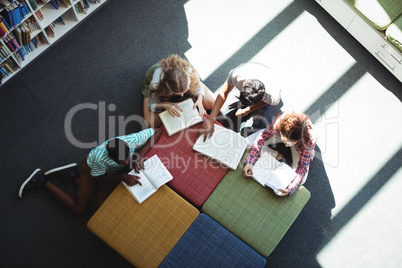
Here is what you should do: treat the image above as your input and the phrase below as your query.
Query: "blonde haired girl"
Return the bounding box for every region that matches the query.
[142,55,215,127]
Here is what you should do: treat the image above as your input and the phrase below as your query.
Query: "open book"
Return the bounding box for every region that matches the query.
[159,98,203,136]
[122,154,173,204]
[251,152,296,194]
[193,124,247,170]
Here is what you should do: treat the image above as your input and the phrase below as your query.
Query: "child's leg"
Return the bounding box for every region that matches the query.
[91,180,119,211]
[45,160,95,215]
[44,181,91,215]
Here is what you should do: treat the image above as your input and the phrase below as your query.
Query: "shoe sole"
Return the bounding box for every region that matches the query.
[44,163,77,176]
[18,168,42,199]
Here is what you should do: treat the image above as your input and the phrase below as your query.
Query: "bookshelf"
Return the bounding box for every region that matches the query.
[0,0,108,86]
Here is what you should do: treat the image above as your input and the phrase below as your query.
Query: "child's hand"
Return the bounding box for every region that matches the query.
[165,103,183,117]
[235,107,250,118]
[122,174,142,186]
[133,154,145,173]
[243,164,253,177]
[275,188,289,197]
[194,99,206,117]
[197,118,215,142]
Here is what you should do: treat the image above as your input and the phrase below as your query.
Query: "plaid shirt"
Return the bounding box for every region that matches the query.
[245,112,317,195]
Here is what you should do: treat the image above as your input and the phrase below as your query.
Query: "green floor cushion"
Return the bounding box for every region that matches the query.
[386,15,402,52]
[201,151,311,257]
[346,0,402,30]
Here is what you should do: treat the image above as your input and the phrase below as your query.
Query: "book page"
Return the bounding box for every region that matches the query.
[159,111,185,136]
[177,99,203,128]
[193,124,247,170]
[123,170,156,204]
[142,154,173,189]
[252,152,295,192]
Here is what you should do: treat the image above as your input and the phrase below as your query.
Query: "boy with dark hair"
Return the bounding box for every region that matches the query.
[19,128,162,215]
[239,79,266,106]
[198,62,282,140]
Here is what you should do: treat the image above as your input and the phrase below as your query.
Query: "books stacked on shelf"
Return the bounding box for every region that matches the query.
[49,0,58,9]
[75,0,88,14]
[0,17,11,37]
[44,16,63,37]
[47,0,69,10]
[13,23,31,46]
[4,32,21,53]
[57,0,69,7]
[0,43,10,61]
[34,7,43,21]
[27,0,39,10]
[28,31,47,49]
[0,0,107,86]
[75,0,101,14]
[0,56,19,82]
[22,16,40,34]
[3,32,26,63]
[0,0,10,8]
[0,0,31,29]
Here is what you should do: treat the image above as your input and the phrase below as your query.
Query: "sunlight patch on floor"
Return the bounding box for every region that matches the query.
[248,11,357,113]
[317,167,402,268]
[183,3,402,265]
[325,73,402,218]
[184,0,294,80]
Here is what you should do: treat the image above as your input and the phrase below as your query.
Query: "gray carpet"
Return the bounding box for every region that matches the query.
[1,0,401,267]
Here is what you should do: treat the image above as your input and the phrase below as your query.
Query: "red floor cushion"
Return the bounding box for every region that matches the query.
[145,121,229,208]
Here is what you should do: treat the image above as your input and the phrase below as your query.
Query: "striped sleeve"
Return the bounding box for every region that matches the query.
[86,147,108,177]
[122,128,155,154]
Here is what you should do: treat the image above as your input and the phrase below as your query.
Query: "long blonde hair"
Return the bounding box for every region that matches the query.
[150,55,200,102]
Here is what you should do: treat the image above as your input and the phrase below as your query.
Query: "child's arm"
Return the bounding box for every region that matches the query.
[94,173,142,186]
[235,100,267,117]
[133,128,163,172]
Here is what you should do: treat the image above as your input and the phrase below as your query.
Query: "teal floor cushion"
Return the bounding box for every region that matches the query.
[201,152,311,257]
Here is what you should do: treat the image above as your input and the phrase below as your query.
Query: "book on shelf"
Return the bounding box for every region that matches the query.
[0,1,30,28]
[0,17,11,33]
[159,98,203,136]
[0,26,5,37]
[193,124,247,170]
[49,0,58,9]
[28,0,37,10]
[122,154,173,204]
[250,151,296,194]
[0,0,9,8]
[0,7,13,27]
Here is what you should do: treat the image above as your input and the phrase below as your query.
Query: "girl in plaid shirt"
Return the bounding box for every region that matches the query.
[243,111,317,196]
